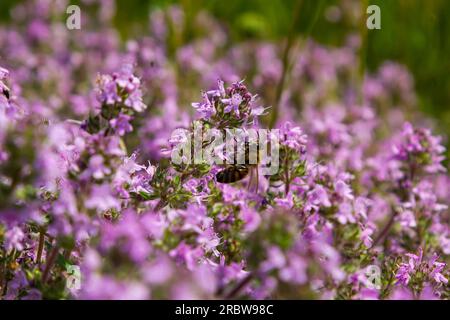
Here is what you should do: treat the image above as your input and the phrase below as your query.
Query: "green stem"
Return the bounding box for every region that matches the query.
[359,0,369,78]
[381,270,396,299]
[358,0,369,104]
[269,0,303,129]
[269,0,325,128]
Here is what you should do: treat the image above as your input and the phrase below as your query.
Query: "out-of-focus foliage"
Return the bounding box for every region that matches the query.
[1,0,449,147]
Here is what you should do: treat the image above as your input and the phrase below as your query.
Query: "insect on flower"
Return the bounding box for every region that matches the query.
[216,133,265,192]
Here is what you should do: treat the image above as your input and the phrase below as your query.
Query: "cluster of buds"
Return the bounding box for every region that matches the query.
[192,79,265,129]
[82,64,147,136]
[396,248,448,295]
[393,122,446,176]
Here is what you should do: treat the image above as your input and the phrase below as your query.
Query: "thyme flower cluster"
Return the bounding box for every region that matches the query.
[0,0,448,300]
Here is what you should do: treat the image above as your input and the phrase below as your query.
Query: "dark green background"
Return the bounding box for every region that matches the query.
[1,0,449,136]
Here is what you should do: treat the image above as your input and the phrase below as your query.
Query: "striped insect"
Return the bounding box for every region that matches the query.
[216,164,250,183]
[215,135,261,191]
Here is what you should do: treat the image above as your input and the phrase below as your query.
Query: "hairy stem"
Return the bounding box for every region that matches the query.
[224,273,253,300]
[42,244,59,284]
[36,230,45,265]
[154,199,166,211]
[284,154,290,195]
[64,248,73,261]
[373,210,398,247]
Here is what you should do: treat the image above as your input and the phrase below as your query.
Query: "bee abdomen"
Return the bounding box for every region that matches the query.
[216,165,249,183]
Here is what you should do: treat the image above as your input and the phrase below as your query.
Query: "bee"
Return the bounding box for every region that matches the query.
[215,137,261,191]
[216,163,260,192]
[216,164,251,183]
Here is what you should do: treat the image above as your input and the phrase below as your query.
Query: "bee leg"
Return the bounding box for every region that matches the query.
[248,167,259,194]
[255,167,259,193]
[247,167,253,191]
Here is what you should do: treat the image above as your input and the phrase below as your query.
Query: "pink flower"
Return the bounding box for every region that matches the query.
[4,226,25,252]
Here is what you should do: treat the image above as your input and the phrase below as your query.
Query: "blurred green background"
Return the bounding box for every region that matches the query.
[1,0,449,136]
